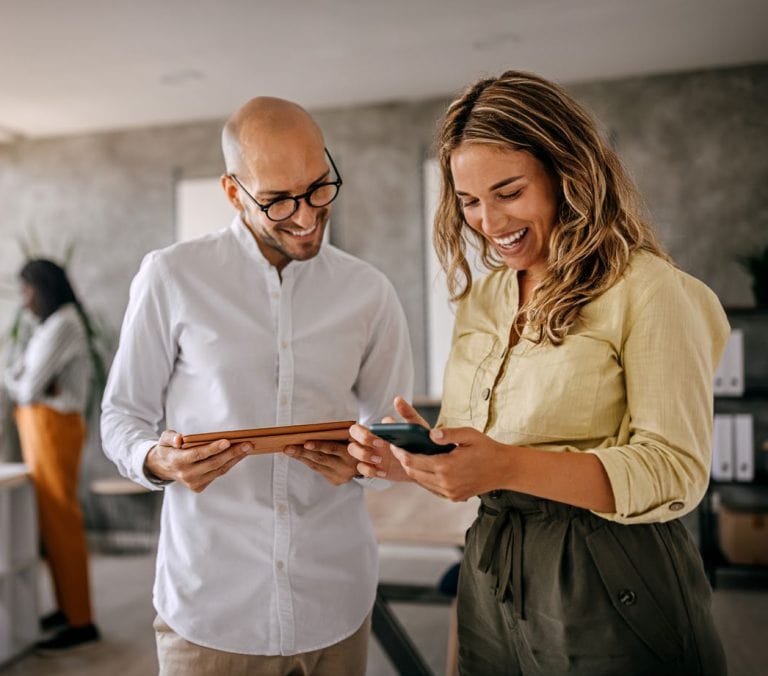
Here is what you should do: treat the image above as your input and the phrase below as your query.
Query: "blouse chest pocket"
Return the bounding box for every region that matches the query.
[497,335,610,440]
[440,333,497,422]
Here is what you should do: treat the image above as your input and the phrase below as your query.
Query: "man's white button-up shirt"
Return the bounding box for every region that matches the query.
[101,217,413,655]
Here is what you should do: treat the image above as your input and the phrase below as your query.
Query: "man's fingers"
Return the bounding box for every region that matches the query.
[179,444,247,482]
[232,441,254,455]
[302,440,347,456]
[159,429,183,448]
[189,439,232,463]
[290,447,339,470]
[194,451,248,492]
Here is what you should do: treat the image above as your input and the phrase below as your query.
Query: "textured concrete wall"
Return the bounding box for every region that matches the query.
[569,66,768,304]
[0,64,766,529]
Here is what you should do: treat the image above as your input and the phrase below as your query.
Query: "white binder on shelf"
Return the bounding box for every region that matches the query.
[733,413,754,482]
[713,329,744,396]
[711,414,734,481]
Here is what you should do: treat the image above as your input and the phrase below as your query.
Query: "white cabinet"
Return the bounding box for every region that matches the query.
[0,464,39,664]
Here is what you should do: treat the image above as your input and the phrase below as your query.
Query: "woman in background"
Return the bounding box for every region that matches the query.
[4,259,100,650]
[349,71,728,675]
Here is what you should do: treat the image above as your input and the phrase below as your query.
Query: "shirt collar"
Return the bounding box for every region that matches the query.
[228,214,325,279]
[229,215,272,271]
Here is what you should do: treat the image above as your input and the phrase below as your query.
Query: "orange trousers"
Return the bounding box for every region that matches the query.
[15,404,94,627]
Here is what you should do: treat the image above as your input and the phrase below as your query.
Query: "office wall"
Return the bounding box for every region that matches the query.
[0,63,765,529]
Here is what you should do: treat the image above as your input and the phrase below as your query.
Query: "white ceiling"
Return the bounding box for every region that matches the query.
[1,0,766,140]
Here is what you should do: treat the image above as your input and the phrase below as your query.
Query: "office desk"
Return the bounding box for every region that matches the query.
[366,483,479,676]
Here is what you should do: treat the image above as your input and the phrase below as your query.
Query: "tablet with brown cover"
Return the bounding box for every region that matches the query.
[180,420,355,453]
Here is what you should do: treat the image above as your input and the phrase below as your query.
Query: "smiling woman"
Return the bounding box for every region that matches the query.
[349,69,730,676]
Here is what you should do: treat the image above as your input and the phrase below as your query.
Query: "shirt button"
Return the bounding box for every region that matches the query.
[281,340,289,349]
[280,396,288,406]
[276,560,284,570]
[481,387,491,401]
[618,589,636,606]
[669,501,684,512]
[277,504,287,515]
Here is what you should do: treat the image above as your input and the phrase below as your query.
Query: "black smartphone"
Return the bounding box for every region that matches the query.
[368,423,456,455]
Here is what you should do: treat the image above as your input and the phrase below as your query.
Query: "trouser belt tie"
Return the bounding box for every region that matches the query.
[477,503,524,619]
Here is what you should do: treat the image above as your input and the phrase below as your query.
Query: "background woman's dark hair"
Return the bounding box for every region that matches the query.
[18,258,107,415]
[19,258,79,321]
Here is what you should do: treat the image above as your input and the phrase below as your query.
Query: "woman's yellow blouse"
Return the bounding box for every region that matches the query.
[437,251,730,524]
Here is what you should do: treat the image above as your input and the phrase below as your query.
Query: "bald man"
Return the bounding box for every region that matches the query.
[101,98,413,675]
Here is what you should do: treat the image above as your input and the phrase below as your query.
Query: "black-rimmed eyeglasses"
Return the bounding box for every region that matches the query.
[229,148,343,222]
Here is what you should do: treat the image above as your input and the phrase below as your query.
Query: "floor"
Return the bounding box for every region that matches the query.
[1,543,767,676]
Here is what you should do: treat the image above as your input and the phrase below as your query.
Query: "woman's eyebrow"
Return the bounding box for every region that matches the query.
[455,175,524,196]
[489,175,524,191]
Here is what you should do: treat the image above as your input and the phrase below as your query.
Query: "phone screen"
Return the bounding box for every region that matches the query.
[369,423,456,455]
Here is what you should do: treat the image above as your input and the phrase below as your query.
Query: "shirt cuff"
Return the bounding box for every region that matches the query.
[131,439,172,491]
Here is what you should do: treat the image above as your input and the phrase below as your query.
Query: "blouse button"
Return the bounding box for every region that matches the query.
[669,501,684,512]
[618,589,636,606]
[481,387,491,401]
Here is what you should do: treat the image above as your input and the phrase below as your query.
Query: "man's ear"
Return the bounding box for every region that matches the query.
[221,174,243,211]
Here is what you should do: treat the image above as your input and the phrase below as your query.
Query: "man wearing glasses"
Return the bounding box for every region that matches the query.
[101,97,413,674]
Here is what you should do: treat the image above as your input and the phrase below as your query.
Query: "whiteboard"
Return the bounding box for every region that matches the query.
[175,177,235,242]
[423,159,486,399]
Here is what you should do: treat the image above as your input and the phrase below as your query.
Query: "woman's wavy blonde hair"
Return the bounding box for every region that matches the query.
[434,70,669,345]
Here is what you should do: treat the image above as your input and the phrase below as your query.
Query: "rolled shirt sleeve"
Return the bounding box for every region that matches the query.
[588,270,729,523]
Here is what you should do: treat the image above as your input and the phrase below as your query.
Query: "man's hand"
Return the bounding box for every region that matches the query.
[144,429,251,493]
[283,440,359,486]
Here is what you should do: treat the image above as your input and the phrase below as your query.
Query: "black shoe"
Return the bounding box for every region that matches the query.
[40,610,68,632]
[36,623,100,651]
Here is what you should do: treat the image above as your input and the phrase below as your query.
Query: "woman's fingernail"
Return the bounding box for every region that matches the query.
[373,439,387,448]
[242,443,253,453]
[219,440,230,450]
[371,455,382,464]
[432,429,444,440]
[377,471,387,477]
[285,447,296,456]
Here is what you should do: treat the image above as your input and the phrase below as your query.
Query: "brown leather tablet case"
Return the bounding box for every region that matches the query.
[180,420,355,453]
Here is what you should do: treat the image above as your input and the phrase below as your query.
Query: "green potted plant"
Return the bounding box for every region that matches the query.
[739,244,768,307]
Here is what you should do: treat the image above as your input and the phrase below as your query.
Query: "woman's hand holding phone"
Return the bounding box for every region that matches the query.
[351,397,515,501]
[348,396,429,481]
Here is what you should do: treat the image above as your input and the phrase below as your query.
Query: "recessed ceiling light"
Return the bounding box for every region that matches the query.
[472,31,521,52]
[159,69,206,87]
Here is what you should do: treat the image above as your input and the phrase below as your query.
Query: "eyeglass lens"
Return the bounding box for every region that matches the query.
[266,183,339,221]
